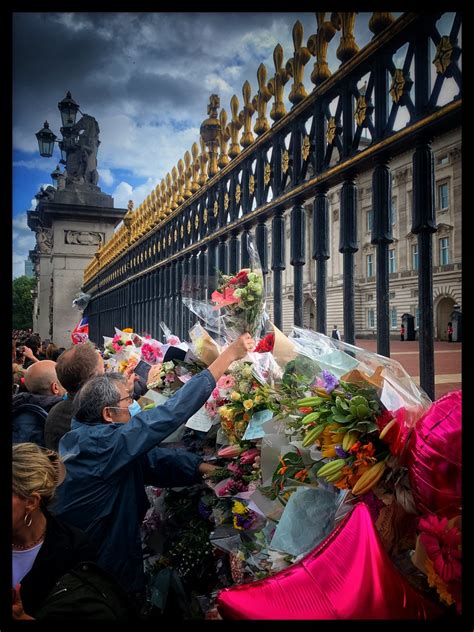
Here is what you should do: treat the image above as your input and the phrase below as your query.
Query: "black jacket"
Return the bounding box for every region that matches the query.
[44,395,75,451]
[12,392,64,446]
[19,506,98,617]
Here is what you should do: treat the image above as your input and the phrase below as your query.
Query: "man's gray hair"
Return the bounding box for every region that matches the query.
[73,372,128,422]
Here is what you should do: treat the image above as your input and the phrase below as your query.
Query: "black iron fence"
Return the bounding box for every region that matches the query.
[83,12,462,399]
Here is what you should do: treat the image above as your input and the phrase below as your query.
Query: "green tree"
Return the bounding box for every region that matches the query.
[12,276,36,330]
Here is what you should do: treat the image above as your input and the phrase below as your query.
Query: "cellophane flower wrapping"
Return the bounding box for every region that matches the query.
[182,235,266,343]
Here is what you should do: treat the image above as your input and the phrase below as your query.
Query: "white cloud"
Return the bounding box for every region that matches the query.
[12,211,36,279]
[111,181,134,209]
[100,168,114,187]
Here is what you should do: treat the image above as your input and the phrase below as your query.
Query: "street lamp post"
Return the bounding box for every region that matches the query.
[35,91,101,190]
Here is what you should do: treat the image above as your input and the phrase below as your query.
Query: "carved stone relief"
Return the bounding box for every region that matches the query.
[65,230,104,246]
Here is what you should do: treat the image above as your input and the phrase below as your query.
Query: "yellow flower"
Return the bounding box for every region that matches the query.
[254,395,263,404]
[122,328,134,333]
[219,406,234,419]
[243,399,254,410]
[322,444,337,458]
[230,391,241,401]
[232,501,247,515]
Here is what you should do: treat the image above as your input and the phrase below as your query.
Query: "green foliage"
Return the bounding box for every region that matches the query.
[12,276,36,330]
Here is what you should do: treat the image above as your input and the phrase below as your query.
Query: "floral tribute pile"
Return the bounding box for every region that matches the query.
[98,242,461,619]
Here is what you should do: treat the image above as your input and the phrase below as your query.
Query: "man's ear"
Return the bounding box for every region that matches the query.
[102,406,114,423]
[51,381,63,396]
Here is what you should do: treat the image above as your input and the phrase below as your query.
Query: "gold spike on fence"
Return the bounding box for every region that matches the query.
[253,63,272,135]
[307,13,340,86]
[286,20,311,105]
[268,44,289,121]
[240,80,255,148]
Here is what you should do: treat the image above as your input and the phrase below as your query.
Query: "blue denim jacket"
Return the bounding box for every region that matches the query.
[53,369,215,593]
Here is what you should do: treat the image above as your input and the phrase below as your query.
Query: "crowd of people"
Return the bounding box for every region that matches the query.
[11,328,255,620]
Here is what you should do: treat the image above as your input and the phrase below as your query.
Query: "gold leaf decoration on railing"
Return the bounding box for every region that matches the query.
[187,218,191,234]
[191,143,201,192]
[268,43,289,121]
[369,12,394,36]
[224,192,230,210]
[218,108,230,168]
[213,200,219,217]
[184,151,193,198]
[334,13,359,63]
[174,228,178,243]
[302,135,311,161]
[180,224,184,238]
[228,95,242,158]
[203,208,208,224]
[194,213,199,230]
[307,13,340,87]
[235,184,241,204]
[198,137,209,186]
[282,149,289,173]
[264,163,271,186]
[389,68,413,103]
[252,63,272,135]
[286,21,311,105]
[200,94,221,177]
[433,36,454,75]
[240,80,255,148]
[249,174,255,195]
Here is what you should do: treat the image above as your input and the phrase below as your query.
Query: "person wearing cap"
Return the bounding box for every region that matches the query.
[12,443,97,619]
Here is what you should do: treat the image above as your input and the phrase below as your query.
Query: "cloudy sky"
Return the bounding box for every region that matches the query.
[12,11,395,278]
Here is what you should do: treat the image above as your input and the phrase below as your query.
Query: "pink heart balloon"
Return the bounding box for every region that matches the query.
[406,390,461,519]
[217,502,441,619]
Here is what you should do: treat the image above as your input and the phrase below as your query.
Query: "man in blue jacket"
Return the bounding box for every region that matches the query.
[52,333,254,597]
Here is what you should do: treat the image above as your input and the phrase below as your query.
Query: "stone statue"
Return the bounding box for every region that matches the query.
[65,114,100,188]
[36,227,53,254]
[35,185,56,202]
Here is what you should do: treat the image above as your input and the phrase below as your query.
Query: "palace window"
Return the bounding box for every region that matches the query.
[366,209,373,232]
[412,244,419,271]
[389,249,397,273]
[390,307,397,328]
[439,237,449,266]
[438,182,449,211]
[390,197,397,226]
[367,308,375,328]
[366,254,374,278]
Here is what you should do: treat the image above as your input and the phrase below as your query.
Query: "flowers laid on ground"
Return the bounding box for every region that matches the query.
[211,268,265,339]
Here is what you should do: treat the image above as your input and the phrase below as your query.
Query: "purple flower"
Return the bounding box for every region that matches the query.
[335,445,349,459]
[198,500,212,520]
[322,369,339,393]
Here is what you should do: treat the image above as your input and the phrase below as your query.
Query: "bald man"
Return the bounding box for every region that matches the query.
[12,360,66,446]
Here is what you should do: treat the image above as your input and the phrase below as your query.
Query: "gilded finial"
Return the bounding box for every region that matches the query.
[240,80,255,147]
[167,172,177,211]
[268,43,289,122]
[218,109,230,168]
[334,13,359,64]
[184,151,193,198]
[177,159,185,204]
[307,13,340,86]
[200,94,221,177]
[160,179,169,217]
[171,166,180,209]
[252,63,272,136]
[369,12,394,36]
[286,21,311,105]
[198,137,209,186]
[191,143,201,192]
[228,95,242,158]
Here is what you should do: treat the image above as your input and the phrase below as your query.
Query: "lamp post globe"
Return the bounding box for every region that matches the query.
[35,121,57,158]
[58,91,80,128]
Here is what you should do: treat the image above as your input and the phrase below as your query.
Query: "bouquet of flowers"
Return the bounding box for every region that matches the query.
[207,362,274,444]
[211,268,264,340]
[182,235,266,342]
